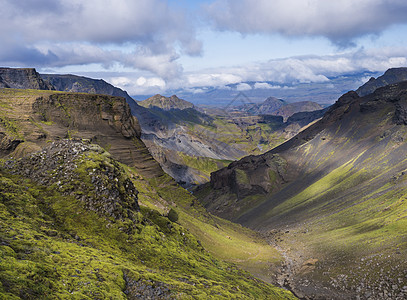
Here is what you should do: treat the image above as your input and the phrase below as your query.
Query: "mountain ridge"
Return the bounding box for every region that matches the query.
[356,67,407,96]
[197,79,407,298]
[0,67,54,90]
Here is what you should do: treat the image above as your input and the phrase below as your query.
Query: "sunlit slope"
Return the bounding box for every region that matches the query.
[200,81,407,298]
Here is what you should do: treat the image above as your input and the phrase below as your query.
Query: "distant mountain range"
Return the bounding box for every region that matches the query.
[136,72,381,107]
[234,96,323,120]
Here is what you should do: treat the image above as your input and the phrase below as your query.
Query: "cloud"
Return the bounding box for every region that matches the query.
[205,0,407,46]
[110,75,166,95]
[78,46,407,96]
[175,47,407,89]
[0,0,200,78]
[236,83,252,91]
[253,82,281,89]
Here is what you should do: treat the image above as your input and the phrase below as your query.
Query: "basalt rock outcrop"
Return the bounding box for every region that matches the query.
[0,89,160,178]
[4,139,140,220]
[0,67,54,90]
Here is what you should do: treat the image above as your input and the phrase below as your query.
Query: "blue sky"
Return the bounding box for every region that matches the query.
[1,0,407,96]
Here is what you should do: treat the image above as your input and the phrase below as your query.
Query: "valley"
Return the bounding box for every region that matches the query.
[0,86,294,299]
[197,71,407,299]
[2,67,407,299]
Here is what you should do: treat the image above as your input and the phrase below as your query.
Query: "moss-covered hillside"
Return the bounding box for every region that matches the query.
[0,140,295,299]
[0,88,295,299]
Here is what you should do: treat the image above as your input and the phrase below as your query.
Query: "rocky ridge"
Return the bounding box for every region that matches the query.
[0,67,54,90]
[0,88,161,178]
[41,73,135,104]
[356,67,407,96]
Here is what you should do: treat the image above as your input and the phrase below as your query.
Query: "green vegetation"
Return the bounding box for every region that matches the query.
[167,208,179,223]
[178,153,231,182]
[0,143,294,299]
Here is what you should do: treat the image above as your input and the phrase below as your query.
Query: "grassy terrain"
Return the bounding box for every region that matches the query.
[0,88,295,299]
[0,144,295,299]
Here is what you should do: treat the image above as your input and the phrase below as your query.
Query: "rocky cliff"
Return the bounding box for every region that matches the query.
[0,67,54,90]
[41,73,135,104]
[0,89,160,178]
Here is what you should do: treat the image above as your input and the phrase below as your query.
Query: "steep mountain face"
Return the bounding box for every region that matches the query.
[0,68,54,90]
[41,73,134,103]
[356,67,407,96]
[138,94,195,110]
[0,89,160,178]
[0,87,295,299]
[197,81,407,299]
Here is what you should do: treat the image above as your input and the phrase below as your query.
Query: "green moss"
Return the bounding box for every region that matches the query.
[178,153,231,182]
[0,147,295,299]
[235,169,250,185]
[0,115,23,139]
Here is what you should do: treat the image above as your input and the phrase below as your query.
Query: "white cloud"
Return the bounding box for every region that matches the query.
[205,0,407,45]
[77,46,407,96]
[109,75,166,95]
[236,83,252,91]
[0,0,200,79]
[186,73,243,87]
[254,82,281,89]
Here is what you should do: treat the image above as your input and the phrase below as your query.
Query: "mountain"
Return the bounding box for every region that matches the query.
[0,88,159,177]
[235,97,323,120]
[247,97,286,114]
[356,67,407,96]
[0,68,325,189]
[133,97,302,187]
[196,80,407,299]
[0,67,54,90]
[138,94,195,110]
[41,73,134,103]
[0,87,295,299]
[273,101,323,120]
[134,93,326,187]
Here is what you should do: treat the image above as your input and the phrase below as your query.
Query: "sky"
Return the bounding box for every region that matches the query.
[1,0,407,97]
